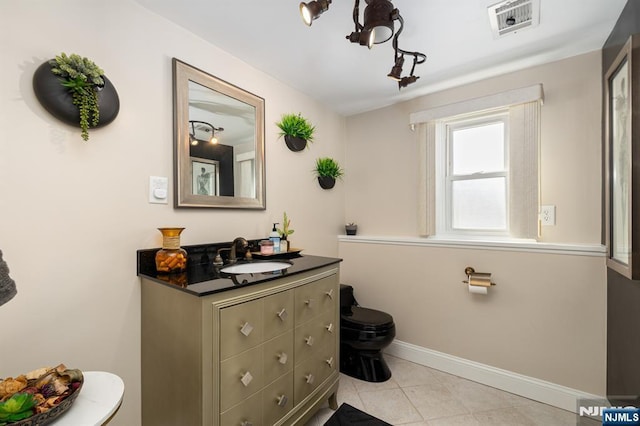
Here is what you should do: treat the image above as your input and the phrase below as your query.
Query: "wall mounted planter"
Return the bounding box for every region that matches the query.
[32,60,120,130]
[317,176,336,189]
[284,135,307,152]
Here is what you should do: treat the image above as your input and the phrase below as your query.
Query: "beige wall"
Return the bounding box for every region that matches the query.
[341,51,606,395]
[0,1,345,425]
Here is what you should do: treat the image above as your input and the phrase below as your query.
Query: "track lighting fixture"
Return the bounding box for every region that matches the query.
[387,54,404,81]
[300,0,332,26]
[299,0,426,89]
[189,120,223,145]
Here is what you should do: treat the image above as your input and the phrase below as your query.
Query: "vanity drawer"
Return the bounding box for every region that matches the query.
[293,356,322,404]
[294,309,336,364]
[220,345,264,412]
[220,390,263,426]
[263,330,293,386]
[315,339,337,386]
[263,289,294,341]
[220,298,264,360]
[263,372,294,426]
[294,276,337,324]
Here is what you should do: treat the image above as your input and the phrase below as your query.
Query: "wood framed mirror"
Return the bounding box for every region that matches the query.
[173,58,265,209]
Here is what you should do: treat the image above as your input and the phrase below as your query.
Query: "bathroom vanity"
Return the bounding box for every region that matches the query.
[138,249,341,426]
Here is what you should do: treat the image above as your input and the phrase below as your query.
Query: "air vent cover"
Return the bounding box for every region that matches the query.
[488,0,540,37]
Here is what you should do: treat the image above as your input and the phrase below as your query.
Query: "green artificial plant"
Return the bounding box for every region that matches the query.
[49,53,105,141]
[277,211,295,240]
[276,113,315,142]
[313,157,344,179]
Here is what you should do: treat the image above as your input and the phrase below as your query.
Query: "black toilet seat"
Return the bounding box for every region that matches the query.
[341,306,394,332]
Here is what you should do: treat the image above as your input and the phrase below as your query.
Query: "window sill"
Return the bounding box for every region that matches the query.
[337,235,606,257]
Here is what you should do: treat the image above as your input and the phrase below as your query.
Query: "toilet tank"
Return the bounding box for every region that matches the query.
[340,284,356,310]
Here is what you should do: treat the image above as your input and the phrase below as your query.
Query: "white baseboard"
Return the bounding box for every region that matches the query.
[385,340,603,413]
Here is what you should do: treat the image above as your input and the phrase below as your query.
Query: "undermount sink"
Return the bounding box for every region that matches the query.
[220,261,292,275]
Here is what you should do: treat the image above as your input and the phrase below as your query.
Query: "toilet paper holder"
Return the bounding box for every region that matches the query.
[462,267,496,287]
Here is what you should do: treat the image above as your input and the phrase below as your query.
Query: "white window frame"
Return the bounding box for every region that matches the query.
[437,111,510,238]
[411,84,543,241]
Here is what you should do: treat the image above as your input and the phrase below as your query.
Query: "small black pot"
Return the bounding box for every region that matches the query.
[345,225,357,235]
[317,176,336,189]
[284,135,307,152]
[32,60,120,129]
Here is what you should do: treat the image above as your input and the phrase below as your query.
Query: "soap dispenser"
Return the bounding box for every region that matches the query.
[269,223,281,253]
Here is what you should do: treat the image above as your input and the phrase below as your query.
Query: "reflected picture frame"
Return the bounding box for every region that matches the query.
[605,34,640,279]
[191,157,220,197]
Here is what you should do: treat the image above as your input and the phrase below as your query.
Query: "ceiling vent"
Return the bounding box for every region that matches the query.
[488,0,540,38]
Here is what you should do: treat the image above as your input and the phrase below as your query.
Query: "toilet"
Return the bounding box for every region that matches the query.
[340,284,396,382]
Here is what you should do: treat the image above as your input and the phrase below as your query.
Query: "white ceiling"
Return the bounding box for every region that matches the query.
[134,0,627,116]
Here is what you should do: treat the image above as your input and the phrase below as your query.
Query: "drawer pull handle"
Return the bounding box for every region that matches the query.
[305,298,315,308]
[325,356,334,367]
[325,323,334,333]
[325,289,334,299]
[278,352,288,365]
[305,336,314,346]
[277,308,288,321]
[240,322,254,337]
[277,394,289,407]
[305,373,315,385]
[241,421,253,426]
[240,371,253,387]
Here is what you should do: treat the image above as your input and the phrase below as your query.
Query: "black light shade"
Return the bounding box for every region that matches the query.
[346,29,375,49]
[387,55,404,81]
[363,0,395,44]
[398,75,419,88]
[300,0,331,26]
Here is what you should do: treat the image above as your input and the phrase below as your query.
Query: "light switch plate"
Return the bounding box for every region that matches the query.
[149,176,168,204]
[540,205,555,226]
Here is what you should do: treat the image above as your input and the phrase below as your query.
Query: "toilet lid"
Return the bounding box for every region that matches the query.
[341,306,394,331]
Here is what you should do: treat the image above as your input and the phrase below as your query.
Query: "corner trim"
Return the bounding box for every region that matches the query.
[385,340,603,413]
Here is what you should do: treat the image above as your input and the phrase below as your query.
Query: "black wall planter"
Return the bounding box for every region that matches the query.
[32,60,120,129]
[317,176,336,189]
[284,135,307,152]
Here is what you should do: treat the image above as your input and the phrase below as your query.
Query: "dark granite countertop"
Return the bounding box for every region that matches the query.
[137,241,341,297]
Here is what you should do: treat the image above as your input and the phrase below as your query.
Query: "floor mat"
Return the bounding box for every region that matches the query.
[324,403,392,425]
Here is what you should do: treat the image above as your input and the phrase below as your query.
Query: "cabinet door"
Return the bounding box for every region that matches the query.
[263,372,293,426]
[220,345,264,412]
[263,290,294,341]
[263,330,294,386]
[220,298,264,360]
[294,276,337,325]
[220,390,263,426]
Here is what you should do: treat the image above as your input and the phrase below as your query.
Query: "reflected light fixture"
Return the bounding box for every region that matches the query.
[300,0,426,88]
[189,120,224,145]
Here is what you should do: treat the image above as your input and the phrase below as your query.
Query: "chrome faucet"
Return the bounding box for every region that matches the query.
[213,237,251,266]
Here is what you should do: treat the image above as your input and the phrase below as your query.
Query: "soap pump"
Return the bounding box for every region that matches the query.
[269,223,281,253]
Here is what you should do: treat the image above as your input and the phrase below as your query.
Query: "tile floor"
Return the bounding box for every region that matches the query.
[305,355,596,425]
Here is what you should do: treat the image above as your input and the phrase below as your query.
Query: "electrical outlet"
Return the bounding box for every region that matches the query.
[540,205,555,226]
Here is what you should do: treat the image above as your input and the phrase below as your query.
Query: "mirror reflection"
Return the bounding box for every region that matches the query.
[173,59,265,209]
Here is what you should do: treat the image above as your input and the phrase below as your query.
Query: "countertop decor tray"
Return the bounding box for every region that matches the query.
[251,248,302,259]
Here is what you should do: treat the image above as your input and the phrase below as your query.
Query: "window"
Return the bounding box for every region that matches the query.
[411,84,543,240]
[440,112,509,236]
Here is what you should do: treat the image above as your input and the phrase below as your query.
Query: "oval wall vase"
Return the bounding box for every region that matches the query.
[284,135,307,152]
[32,60,120,129]
[317,176,336,189]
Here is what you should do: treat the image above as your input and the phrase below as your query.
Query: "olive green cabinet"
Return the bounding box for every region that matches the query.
[141,265,340,426]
